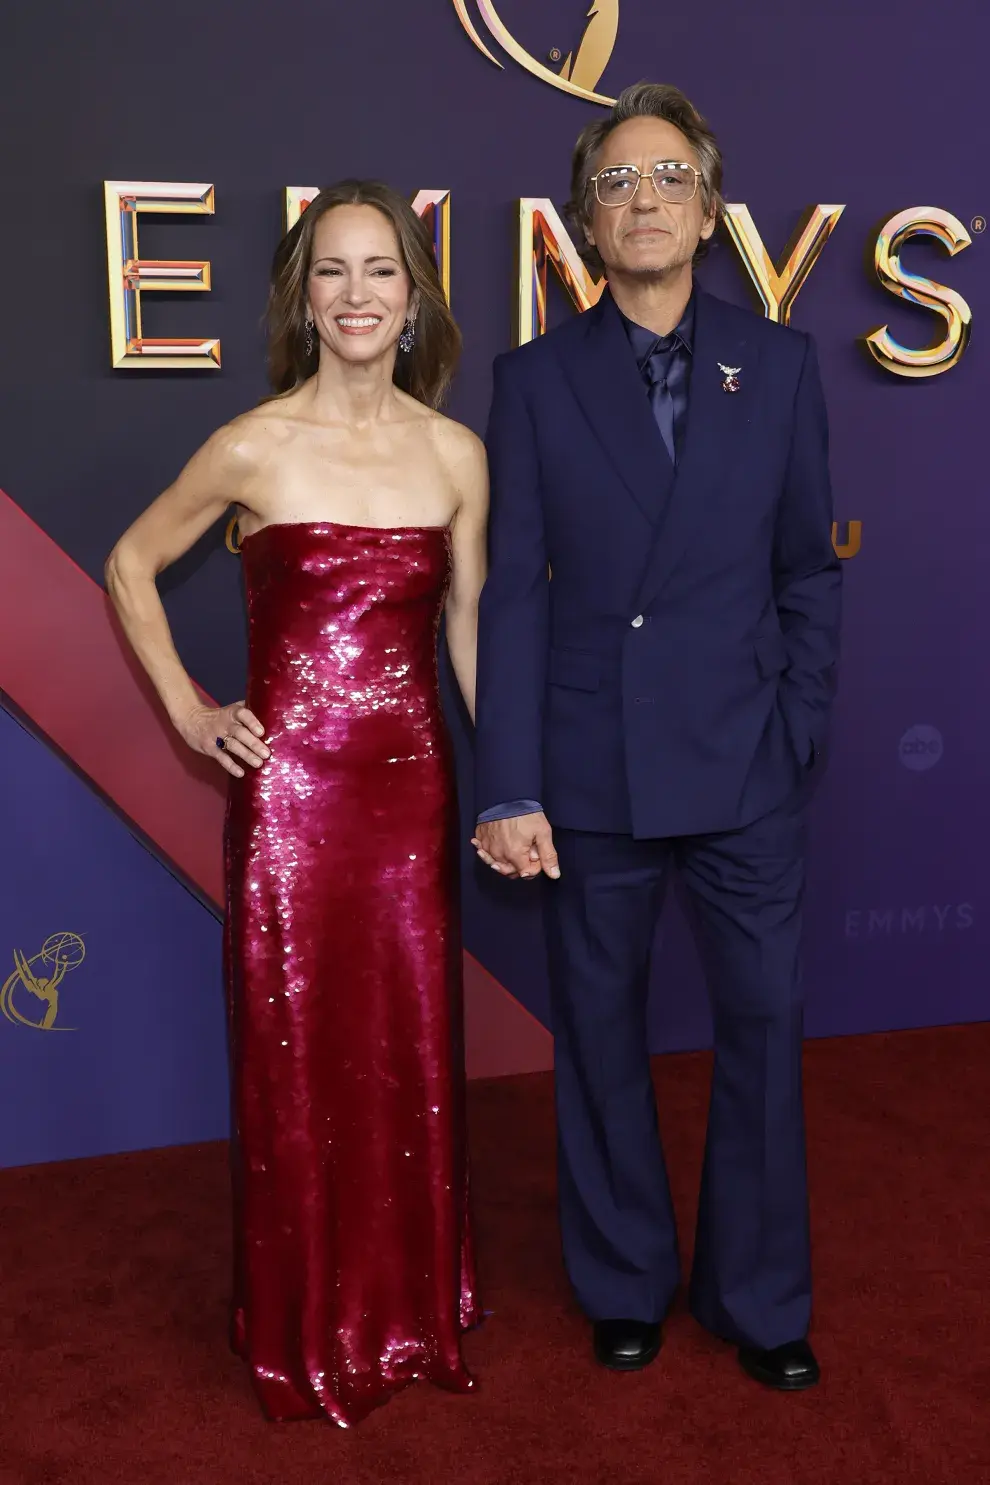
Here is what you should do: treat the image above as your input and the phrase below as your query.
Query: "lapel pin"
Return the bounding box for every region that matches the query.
[718,362,742,393]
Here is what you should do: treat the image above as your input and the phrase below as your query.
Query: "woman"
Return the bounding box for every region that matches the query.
[105,181,488,1426]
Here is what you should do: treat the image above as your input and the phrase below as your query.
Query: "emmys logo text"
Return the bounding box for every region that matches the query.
[844,905,973,940]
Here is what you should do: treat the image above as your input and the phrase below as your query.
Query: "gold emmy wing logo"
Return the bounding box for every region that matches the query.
[1,933,86,1031]
[452,1,620,105]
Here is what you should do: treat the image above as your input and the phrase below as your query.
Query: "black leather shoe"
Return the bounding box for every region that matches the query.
[738,1338,820,1390]
[593,1319,662,1371]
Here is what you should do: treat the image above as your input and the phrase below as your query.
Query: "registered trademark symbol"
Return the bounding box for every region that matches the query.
[973,215,986,234]
[548,47,562,62]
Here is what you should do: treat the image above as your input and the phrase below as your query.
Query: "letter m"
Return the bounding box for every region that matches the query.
[517,200,605,346]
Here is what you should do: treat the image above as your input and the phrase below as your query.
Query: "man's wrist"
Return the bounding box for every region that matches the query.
[476,799,543,825]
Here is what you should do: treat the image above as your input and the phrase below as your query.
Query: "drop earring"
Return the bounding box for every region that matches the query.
[398,318,417,354]
[304,316,315,356]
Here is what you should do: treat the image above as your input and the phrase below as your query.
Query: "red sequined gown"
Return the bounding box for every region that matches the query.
[224,521,481,1426]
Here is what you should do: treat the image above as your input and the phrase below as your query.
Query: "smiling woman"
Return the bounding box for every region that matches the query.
[103,175,490,1425]
[265,179,461,406]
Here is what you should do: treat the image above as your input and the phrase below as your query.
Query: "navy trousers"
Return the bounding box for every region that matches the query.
[544,786,811,1349]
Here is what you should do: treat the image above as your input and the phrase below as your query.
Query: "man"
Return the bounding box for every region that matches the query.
[472,83,841,1390]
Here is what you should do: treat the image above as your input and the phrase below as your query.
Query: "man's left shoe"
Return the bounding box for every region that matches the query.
[593,1319,662,1371]
[737,1338,820,1391]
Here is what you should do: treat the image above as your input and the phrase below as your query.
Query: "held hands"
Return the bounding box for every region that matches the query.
[471,812,560,881]
[175,701,270,779]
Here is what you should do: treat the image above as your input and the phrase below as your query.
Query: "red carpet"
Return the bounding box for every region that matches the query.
[1,1025,988,1484]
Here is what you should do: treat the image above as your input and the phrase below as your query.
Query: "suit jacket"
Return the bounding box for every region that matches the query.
[475,286,842,839]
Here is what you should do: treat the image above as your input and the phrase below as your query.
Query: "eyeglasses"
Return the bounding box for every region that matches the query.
[590,161,701,208]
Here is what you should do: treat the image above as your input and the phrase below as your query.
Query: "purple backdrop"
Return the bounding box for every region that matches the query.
[1,0,986,1163]
[0,705,229,1165]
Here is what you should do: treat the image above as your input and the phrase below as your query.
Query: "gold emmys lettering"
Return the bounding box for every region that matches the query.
[1,933,85,1032]
[94,3,978,378]
[103,181,973,387]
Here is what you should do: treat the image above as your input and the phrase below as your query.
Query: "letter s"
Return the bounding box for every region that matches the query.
[865,207,972,378]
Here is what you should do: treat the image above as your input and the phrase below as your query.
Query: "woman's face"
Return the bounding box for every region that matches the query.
[307,204,417,366]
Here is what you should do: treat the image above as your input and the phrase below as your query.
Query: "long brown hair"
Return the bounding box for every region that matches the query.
[264,180,460,408]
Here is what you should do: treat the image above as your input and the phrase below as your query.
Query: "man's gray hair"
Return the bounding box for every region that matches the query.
[565,82,725,273]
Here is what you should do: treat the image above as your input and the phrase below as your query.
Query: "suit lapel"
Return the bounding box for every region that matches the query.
[557,290,674,528]
[634,288,761,612]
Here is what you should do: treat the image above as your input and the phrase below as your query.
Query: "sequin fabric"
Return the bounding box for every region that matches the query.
[224,521,481,1426]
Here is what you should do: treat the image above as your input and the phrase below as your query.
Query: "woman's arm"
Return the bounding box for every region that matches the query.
[442,423,489,724]
[105,422,269,778]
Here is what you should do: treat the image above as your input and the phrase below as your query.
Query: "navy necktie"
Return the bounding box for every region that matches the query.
[642,337,678,465]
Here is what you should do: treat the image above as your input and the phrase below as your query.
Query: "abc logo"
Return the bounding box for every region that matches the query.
[898,725,943,772]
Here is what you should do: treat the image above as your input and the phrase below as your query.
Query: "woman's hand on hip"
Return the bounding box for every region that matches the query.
[175,702,270,779]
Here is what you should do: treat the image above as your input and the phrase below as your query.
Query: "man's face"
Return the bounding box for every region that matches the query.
[585,116,716,279]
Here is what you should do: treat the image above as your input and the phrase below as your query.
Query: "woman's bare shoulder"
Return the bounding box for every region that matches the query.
[423,412,488,516]
[200,398,304,474]
[424,407,486,471]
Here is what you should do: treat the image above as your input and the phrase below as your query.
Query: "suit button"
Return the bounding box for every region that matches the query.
[631,614,644,628]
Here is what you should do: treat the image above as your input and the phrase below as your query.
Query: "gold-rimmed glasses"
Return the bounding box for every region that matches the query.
[590,161,702,208]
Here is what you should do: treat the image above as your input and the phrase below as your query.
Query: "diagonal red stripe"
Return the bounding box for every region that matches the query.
[0,489,227,901]
[0,489,552,1076]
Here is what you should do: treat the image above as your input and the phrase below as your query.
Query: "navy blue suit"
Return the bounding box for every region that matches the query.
[475,287,841,1347]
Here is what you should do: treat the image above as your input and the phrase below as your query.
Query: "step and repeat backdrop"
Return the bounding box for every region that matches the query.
[1,0,987,1165]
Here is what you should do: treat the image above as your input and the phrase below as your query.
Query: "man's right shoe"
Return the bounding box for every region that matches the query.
[737,1338,821,1391]
[592,1318,662,1371]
